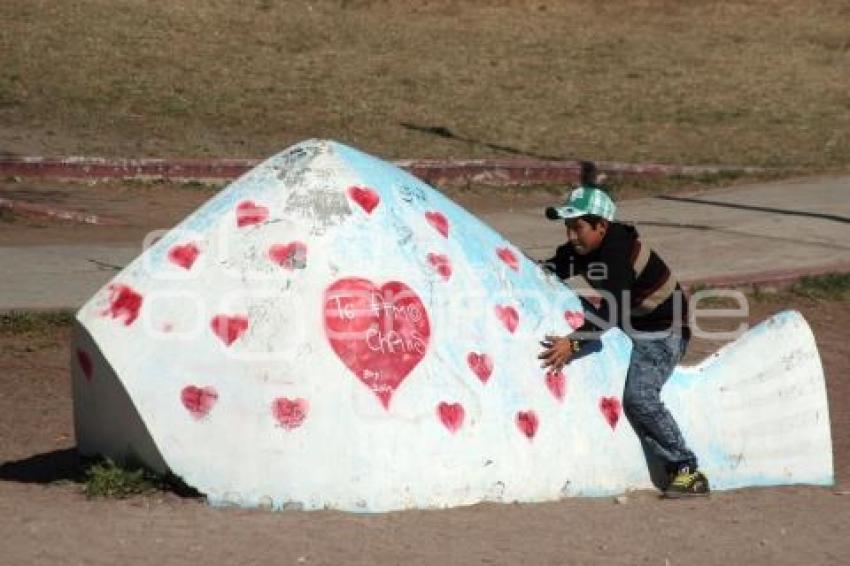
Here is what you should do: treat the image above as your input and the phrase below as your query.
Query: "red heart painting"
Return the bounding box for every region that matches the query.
[599,396,622,430]
[168,242,200,270]
[427,252,452,281]
[236,200,269,227]
[324,277,431,408]
[496,247,520,271]
[210,314,249,347]
[268,241,308,270]
[76,349,93,381]
[565,310,585,331]
[348,186,380,214]
[425,211,449,238]
[102,284,143,326]
[272,397,309,430]
[494,305,519,333]
[324,277,431,409]
[467,352,493,384]
[437,402,465,433]
[545,370,566,402]
[181,385,219,419]
[516,410,539,440]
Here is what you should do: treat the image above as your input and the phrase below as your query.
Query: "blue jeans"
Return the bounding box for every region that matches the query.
[622,332,698,472]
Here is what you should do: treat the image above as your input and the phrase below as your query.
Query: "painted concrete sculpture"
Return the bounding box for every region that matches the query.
[72,140,833,512]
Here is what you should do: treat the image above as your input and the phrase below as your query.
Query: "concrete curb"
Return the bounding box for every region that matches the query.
[0,197,124,226]
[0,155,770,187]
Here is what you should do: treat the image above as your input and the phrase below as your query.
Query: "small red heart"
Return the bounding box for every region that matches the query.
[516,410,539,440]
[565,310,585,331]
[236,200,269,227]
[437,402,465,433]
[494,305,519,333]
[168,242,200,270]
[268,241,308,270]
[272,397,309,430]
[348,186,380,214]
[76,349,93,381]
[545,370,566,402]
[467,352,493,384]
[425,211,449,238]
[427,253,452,281]
[210,314,249,347]
[181,385,219,419]
[496,247,520,272]
[599,396,622,430]
[102,284,143,326]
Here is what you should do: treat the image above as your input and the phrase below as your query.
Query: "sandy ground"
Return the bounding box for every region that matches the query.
[1,184,849,565]
[1,299,848,565]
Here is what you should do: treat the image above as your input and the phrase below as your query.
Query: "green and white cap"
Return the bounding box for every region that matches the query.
[545,186,616,221]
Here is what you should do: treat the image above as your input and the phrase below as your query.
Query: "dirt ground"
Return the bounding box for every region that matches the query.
[1,296,848,565]
[2,184,850,564]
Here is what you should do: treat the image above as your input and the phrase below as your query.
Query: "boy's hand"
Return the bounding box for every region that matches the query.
[538,334,575,371]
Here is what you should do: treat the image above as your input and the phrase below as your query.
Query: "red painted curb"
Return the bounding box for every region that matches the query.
[0,155,768,187]
[0,197,124,226]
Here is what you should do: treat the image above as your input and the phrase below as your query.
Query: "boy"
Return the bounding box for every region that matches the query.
[538,163,709,498]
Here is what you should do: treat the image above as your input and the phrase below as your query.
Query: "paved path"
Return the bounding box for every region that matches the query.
[1,176,848,311]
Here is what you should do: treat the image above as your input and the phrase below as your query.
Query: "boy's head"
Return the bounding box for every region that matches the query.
[544,180,616,256]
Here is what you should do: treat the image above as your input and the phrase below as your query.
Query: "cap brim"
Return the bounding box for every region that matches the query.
[546,205,586,220]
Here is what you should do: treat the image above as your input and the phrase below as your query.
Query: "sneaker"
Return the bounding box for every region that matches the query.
[663,466,710,499]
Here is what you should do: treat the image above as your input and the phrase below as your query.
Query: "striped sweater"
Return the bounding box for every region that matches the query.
[544,222,690,338]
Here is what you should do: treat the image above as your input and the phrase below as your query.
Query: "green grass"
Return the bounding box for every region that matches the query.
[790,273,850,300]
[1,1,848,169]
[0,310,75,334]
[84,458,158,499]
[83,457,201,500]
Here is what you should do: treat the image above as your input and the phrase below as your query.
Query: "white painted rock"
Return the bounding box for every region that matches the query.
[71,140,833,511]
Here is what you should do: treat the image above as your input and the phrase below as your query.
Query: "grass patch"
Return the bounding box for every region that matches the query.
[84,458,158,499]
[0,1,848,168]
[790,273,850,300]
[0,310,75,334]
[84,457,202,500]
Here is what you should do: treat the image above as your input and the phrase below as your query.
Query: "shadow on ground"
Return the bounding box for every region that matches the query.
[0,448,85,484]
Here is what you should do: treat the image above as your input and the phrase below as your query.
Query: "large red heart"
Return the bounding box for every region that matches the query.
[496,246,520,272]
[516,410,539,440]
[467,352,493,384]
[437,402,465,433]
[494,305,519,333]
[348,186,380,214]
[268,241,308,270]
[427,252,452,281]
[599,396,622,430]
[168,242,200,270]
[236,200,269,227]
[272,397,309,430]
[181,385,219,419]
[102,284,143,326]
[210,314,249,347]
[425,211,449,238]
[564,310,585,331]
[324,277,431,409]
[545,370,566,402]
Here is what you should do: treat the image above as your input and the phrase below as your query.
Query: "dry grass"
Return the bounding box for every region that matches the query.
[1,0,848,167]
